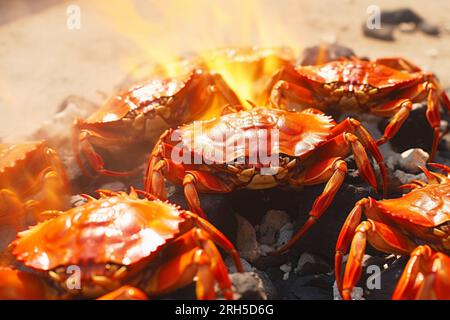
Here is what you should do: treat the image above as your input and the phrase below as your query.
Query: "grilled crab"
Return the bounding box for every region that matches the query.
[0,189,243,300]
[72,68,240,177]
[269,57,450,159]
[335,163,450,300]
[0,141,69,250]
[145,106,387,254]
[72,47,293,178]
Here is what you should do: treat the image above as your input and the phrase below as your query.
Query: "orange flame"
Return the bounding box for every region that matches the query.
[88,0,301,105]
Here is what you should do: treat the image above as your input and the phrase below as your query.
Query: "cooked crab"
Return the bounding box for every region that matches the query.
[72,47,293,178]
[0,141,69,251]
[269,57,450,159]
[335,163,450,300]
[72,68,240,177]
[146,106,387,253]
[0,189,243,300]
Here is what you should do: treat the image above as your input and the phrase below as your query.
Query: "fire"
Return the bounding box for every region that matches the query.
[88,0,301,106]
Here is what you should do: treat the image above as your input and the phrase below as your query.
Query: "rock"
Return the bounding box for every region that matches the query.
[333,281,365,300]
[254,270,278,299]
[276,223,294,247]
[278,274,334,300]
[398,22,417,33]
[235,214,260,262]
[363,23,395,41]
[258,244,273,256]
[393,170,426,186]
[399,148,429,173]
[279,263,292,273]
[229,272,275,300]
[225,257,253,273]
[295,252,331,275]
[418,21,440,36]
[257,210,291,245]
[279,263,292,280]
[362,8,440,41]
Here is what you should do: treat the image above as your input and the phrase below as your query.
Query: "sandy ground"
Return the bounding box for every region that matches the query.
[1,0,449,141]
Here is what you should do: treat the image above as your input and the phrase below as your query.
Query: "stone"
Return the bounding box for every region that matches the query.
[229,272,274,300]
[225,257,253,273]
[295,252,331,275]
[333,281,365,300]
[235,214,260,262]
[257,210,291,245]
[276,223,294,247]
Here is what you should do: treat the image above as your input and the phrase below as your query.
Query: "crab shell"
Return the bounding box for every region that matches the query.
[172,107,335,188]
[11,192,187,296]
[369,182,450,251]
[295,59,423,97]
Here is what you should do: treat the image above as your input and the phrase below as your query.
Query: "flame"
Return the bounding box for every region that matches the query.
[88,0,301,105]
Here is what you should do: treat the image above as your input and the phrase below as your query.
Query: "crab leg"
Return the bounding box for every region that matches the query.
[182,171,232,219]
[331,118,387,195]
[373,79,443,160]
[269,65,321,109]
[334,199,416,299]
[184,211,243,273]
[144,228,234,300]
[72,121,139,177]
[146,141,232,219]
[393,245,450,300]
[275,158,347,254]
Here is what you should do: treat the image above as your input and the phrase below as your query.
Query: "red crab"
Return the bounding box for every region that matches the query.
[269,57,450,159]
[0,189,243,300]
[0,141,69,250]
[72,47,293,178]
[145,106,387,254]
[72,69,239,177]
[335,163,450,300]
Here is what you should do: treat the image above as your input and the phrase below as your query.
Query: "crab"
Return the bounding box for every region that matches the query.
[0,141,69,251]
[72,68,240,177]
[335,163,450,300]
[72,47,293,178]
[269,57,450,160]
[0,189,243,300]
[145,106,387,254]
